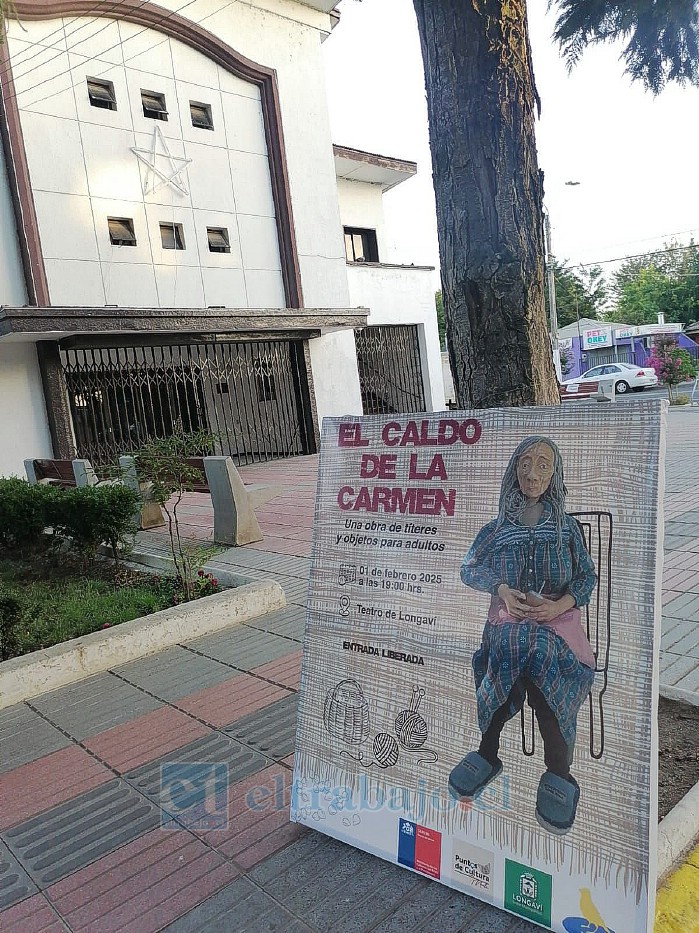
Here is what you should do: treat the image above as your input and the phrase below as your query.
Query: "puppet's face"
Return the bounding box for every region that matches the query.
[516,442,555,501]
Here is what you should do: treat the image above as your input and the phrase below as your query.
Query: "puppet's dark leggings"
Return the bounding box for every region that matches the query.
[478,678,573,778]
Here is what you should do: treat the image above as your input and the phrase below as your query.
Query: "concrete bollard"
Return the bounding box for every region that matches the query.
[119,455,166,530]
[203,456,264,546]
[72,459,99,487]
[24,459,38,484]
[595,378,615,403]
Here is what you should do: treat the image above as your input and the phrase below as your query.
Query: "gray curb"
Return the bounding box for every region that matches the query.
[659,683,699,708]
[657,776,699,884]
[0,580,286,710]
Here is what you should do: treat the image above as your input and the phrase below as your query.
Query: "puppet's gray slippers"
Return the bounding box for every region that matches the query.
[448,752,503,801]
[535,771,580,834]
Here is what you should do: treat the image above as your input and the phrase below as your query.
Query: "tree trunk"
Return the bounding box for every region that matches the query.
[413,0,559,407]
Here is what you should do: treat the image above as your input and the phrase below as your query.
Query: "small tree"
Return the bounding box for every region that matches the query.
[134,431,218,600]
[648,336,697,402]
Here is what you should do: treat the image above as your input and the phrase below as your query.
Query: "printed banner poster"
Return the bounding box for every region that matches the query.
[292,402,666,933]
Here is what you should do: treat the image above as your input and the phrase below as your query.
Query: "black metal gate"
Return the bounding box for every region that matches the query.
[355,324,426,414]
[61,339,315,467]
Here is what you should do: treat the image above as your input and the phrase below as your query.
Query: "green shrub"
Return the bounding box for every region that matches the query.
[50,484,140,563]
[0,591,23,661]
[0,478,57,552]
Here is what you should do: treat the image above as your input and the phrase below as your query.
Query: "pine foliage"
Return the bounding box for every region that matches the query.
[553,0,699,93]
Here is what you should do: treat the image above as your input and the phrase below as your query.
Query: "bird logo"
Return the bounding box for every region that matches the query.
[561,888,616,933]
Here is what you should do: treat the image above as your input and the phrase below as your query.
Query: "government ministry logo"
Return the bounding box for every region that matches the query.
[504,859,552,927]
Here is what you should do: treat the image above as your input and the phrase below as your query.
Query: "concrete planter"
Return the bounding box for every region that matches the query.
[0,581,286,710]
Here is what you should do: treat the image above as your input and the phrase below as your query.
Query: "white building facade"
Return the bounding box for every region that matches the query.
[0,0,443,476]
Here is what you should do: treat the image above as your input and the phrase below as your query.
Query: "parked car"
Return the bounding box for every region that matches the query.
[561,362,658,395]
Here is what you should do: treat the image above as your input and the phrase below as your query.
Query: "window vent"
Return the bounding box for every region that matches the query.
[160,222,185,250]
[87,77,116,111]
[141,90,168,121]
[190,101,214,130]
[108,217,137,246]
[207,227,231,254]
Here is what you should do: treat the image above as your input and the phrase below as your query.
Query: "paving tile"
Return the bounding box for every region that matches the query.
[251,650,303,690]
[244,604,306,641]
[46,826,237,933]
[223,693,298,760]
[187,626,298,671]
[1,779,162,887]
[667,626,699,657]
[660,653,699,685]
[368,881,466,932]
[161,876,312,932]
[0,704,71,775]
[197,764,305,868]
[214,549,311,577]
[0,838,38,910]
[175,672,292,727]
[0,892,68,931]
[0,745,113,831]
[661,620,697,651]
[84,705,212,773]
[113,646,242,702]
[673,662,699,694]
[30,673,163,741]
[125,732,269,817]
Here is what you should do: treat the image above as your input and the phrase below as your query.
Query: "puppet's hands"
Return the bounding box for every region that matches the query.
[528,594,576,623]
[497,584,528,619]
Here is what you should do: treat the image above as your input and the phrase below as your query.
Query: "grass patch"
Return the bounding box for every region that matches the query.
[0,556,175,660]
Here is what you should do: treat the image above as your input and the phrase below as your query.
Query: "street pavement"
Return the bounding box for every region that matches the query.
[0,405,698,932]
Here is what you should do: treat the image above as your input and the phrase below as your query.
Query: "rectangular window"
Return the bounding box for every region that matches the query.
[87,77,116,111]
[108,217,137,246]
[343,227,379,263]
[190,101,214,130]
[207,227,231,253]
[160,222,185,250]
[141,90,168,121]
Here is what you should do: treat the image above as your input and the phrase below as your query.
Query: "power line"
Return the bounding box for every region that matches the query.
[1,0,239,112]
[1,0,131,84]
[575,242,699,269]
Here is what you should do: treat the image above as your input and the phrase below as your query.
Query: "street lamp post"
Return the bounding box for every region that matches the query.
[544,211,562,382]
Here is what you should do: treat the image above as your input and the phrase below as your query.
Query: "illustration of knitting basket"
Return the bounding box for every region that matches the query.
[323,679,370,745]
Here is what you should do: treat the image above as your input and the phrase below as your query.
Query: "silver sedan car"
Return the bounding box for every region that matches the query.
[561,362,658,394]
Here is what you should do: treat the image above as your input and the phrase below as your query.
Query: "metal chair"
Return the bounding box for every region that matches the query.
[521,510,613,760]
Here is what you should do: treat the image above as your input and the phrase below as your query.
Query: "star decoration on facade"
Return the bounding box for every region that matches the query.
[131,125,192,196]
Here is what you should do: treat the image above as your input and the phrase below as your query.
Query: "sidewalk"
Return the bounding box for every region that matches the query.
[1,407,698,932]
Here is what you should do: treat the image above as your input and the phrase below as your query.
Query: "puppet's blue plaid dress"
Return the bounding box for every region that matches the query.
[461,507,597,746]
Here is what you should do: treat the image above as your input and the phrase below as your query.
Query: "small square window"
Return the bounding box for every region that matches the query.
[190,101,214,130]
[160,222,185,250]
[344,227,379,263]
[207,227,230,253]
[87,77,116,111]
[108,217,137,246]
[141,90,168,121]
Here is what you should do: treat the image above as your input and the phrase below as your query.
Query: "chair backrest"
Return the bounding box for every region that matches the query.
[182,457,209,494]
[521,509,613,760]
[33,459,77,488]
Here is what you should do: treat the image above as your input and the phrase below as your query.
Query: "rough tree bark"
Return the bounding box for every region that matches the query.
[413,0,559,407]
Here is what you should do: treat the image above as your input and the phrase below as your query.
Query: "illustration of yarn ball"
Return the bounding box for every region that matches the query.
[373,733,399,768]
[324,680,370,745]
[395,710,428,749]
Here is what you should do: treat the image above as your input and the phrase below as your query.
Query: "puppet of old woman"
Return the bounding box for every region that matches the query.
[449,435,597,835]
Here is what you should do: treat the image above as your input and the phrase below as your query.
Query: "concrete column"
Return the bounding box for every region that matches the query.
[119,455,165,529]
[72,459,98,486]
[203,456,263,546]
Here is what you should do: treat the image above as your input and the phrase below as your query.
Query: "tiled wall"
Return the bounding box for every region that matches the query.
[9,16,284,309]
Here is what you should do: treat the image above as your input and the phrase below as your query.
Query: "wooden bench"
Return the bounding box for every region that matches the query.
[120,455,281,546]
[559,381,600,401]
[24,458,100,488]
